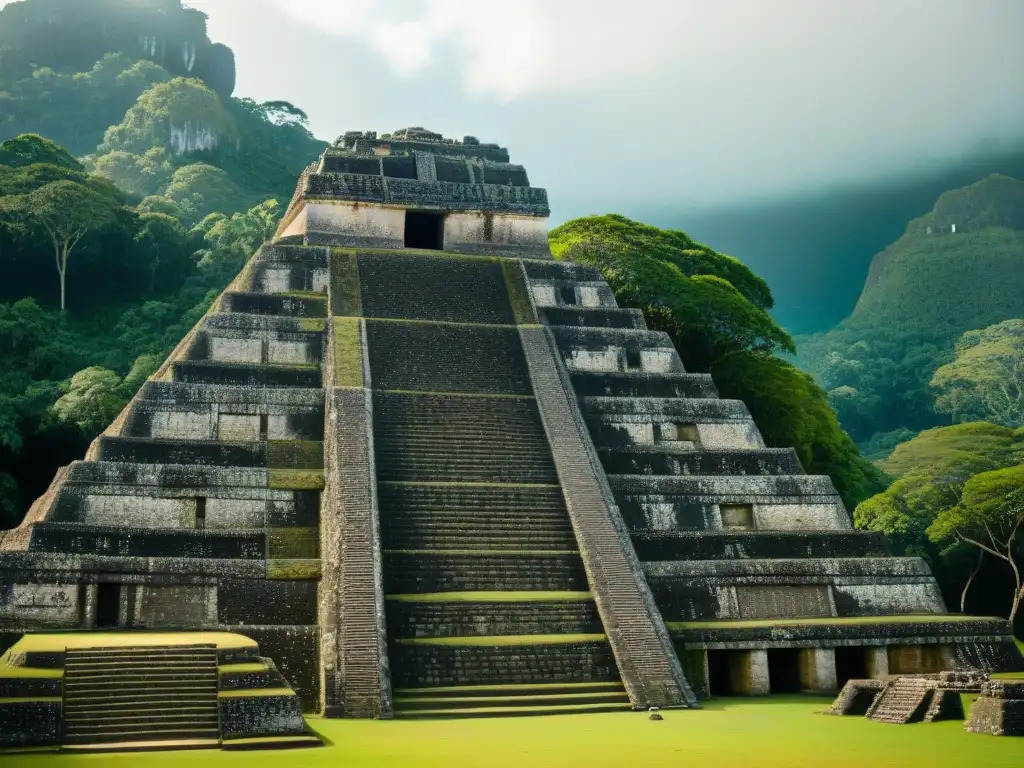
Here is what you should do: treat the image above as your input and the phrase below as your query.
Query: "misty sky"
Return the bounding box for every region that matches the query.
[6,0,1024,225]
[180,0,1024,224]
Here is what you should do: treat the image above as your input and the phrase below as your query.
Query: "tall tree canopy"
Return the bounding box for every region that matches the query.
[855,422,1024,612]
[931,319,1024,428]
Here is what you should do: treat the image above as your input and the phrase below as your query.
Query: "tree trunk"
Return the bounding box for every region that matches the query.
[961,550,984,613]
[1008,553,1022,625]
[59,243,69,312]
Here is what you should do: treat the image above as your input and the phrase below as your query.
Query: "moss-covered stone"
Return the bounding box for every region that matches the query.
[332,316,364,388]
[268,469,326,490]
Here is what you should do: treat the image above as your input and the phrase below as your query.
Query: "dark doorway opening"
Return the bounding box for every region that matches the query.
[625,349,643,371]
[835,646,869,688]
[559,285,577,305]
[96,583,120,628]
[707,650,732,696]
[767,649,802,693]
[404,211,445,250]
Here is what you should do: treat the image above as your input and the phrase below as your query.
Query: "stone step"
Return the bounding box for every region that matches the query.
[172,360,322,388]
[388,638,620,689]
[220,291,327,318]
[65,712,219,728]
[394,690,631,711]
[64,702,218,717]
[63,728,221,746]
[383,552,588,593]
[571,371,717,399]
[539,306,647,330]
[28,522,264,560]
[597,447,802,477]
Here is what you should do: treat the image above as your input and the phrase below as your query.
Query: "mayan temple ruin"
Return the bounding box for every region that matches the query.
[1,126,1021,749]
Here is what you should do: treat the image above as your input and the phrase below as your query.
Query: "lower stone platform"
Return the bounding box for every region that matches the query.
[0,631,321,752]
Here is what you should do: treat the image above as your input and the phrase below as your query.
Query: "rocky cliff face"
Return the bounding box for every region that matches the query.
[0,0,236,96]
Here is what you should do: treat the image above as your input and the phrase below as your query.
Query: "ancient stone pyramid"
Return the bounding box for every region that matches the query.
[2,127,1021,723]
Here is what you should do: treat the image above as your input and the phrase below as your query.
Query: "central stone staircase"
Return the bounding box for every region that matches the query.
[62,645,220,750]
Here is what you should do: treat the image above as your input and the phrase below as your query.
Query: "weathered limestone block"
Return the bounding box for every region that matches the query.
[888,644,957,674]
[0,581,78,624]
[219,694,307,739]
[0,701,61,747]
[866,646,890,678]
[753,503,849,531]
[729,649,770,695]
[210,336,263,364]
[81,494,193,528]
[150,410,215,440]
[134,584,217,627]
[798,648,838,692]
[965,681,1024,736]
[833,583,946,617]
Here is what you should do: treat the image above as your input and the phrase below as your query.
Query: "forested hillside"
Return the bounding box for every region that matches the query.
[797,174,1024,457]
[0,4,327,527]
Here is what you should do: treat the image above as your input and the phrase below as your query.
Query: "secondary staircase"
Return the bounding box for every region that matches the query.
[865,677,935,724]
[62,644,220,750]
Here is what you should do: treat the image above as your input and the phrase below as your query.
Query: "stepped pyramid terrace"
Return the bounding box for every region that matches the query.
[0,126,1021,750]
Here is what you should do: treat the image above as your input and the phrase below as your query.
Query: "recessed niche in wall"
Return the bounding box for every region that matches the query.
[720,503,754,530]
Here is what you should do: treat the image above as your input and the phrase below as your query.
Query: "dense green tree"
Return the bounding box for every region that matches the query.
[855,422,1024,610]
[551,215,789,372]
[0,54,170,155]
[0,133,81,170]
[53,366,124,432]
[88,148,174,198]
[5,180,118,310]
[931,319,1024,427]
[162,163,246,224]
[929,465,1024,622]
[132,212,191,294]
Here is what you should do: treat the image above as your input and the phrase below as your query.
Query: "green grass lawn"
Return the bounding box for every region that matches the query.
[10,695,1024,767]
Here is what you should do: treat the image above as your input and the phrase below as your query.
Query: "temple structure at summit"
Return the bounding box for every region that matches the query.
[1,126,1020,747]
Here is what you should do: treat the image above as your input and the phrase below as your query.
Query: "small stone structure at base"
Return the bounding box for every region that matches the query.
[0,632,320,751]
[827,670,995,727]
[965,680,1024,736]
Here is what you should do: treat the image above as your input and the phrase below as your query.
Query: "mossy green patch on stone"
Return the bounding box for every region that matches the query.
[330,249,363,316]
[0,697,61,704]
[219,662,271,675]
[392,681,619,695]
[394,633,607,648]
[268,527,319,559]
[218,687,295,698]
[268,469,325,490]
[267,440,324,469]
[501,259,538,325]
[385,591,593,603]
[267,559,322,580]
[6,632,256,653]
[332,316,364,388]
[667,614,1000,632]
[384,549,578,557]
[299,317,327,332]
